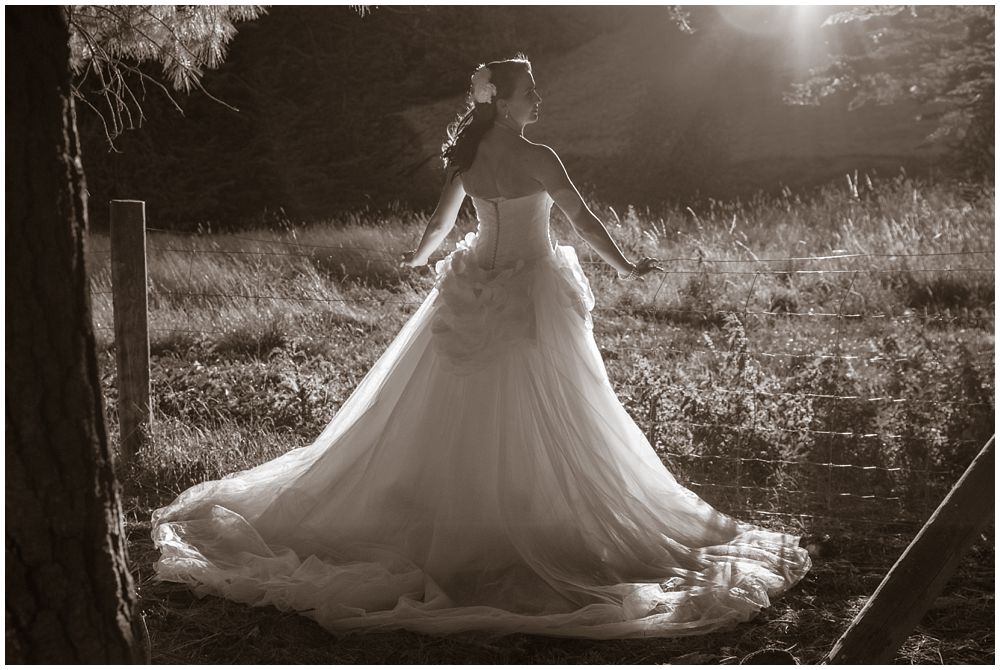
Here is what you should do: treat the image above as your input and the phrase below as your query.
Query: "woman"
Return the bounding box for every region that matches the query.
[153,56,811,639]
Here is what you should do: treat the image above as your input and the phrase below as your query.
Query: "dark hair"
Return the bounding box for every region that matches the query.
[440,55,532,180]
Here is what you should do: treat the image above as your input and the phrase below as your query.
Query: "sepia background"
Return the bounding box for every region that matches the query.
[9,4,994,665]
[79,5,972,228]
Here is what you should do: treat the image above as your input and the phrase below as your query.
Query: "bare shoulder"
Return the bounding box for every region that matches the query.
[520,140,566,180]
[522,140,561,163]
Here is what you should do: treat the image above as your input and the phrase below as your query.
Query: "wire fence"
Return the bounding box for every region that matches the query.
[88,225,995,533]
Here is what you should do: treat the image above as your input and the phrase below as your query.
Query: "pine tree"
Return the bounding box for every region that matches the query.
[7,6,264,660]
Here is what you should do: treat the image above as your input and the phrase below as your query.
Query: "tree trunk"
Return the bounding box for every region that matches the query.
[5,7,142,663]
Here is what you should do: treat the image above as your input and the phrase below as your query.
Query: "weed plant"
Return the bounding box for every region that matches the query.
[90,174,993,663]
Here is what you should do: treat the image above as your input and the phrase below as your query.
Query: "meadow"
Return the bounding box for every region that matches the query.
[87,173,994,663]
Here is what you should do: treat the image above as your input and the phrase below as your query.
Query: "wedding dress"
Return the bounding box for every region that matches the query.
[152,190,811,639]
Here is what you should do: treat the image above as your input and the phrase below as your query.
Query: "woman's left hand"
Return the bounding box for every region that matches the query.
[619,257,664,280]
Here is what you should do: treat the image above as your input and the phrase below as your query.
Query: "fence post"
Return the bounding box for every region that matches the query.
[824,435,995,664]
[110,200,151,463]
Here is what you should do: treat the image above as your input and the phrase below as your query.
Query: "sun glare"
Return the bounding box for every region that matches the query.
[716,5,831,72]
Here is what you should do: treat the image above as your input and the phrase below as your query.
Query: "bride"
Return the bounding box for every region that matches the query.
[152,56,811,639]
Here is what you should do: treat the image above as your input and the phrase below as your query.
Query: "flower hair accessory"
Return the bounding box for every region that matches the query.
[470,66,497,104]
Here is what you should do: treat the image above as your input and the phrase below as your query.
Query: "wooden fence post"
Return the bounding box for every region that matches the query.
[110,200,151,463]
[824,435,995,664]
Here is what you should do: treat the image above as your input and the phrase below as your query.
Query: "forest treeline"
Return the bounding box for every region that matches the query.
[77,6,989,230]
[79,6,627,229]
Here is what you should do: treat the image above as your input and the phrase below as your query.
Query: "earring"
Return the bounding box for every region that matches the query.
[505,109,510,119]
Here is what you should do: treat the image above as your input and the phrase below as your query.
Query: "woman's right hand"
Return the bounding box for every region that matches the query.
[399,250,424,268]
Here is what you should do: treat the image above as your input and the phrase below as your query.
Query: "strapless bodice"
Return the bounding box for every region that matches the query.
[469,191,554,270]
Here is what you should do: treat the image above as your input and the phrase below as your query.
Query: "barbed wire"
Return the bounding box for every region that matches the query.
[661,451,952,476]
[582,262,995,275]
[730,508,923,528]
[90,319,989,412]
[144,243,996,275]
[91,241,997,330]
[91,231,996,273]
[92,319,961,513]
[613,377,992,407]
[91,312,995,370]
[653,416,971,439]
[145,228,400,257]
[88,231,994,529]
[88,317,994,409]
[91,285,993,326]
[89,272,994,453]
[641,249,995,263]
[150,289,423,306]
[149,245,400,260]
[605,343,994,365]
[597,305,989,323]
[136,228,992,264]
[687,480,903,501]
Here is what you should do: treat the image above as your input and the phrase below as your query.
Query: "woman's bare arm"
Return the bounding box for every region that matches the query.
[402,170,467,267]
[531,145,645,276]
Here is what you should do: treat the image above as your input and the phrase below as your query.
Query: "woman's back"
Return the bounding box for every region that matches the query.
[469,189,554,271]
[455,128,556,271]
[460,127,545,201]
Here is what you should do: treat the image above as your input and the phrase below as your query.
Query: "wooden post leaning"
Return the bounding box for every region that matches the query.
[825,435,995,664]
[109,200,152,464]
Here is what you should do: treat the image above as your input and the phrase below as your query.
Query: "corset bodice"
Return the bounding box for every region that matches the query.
[470,191,555,270]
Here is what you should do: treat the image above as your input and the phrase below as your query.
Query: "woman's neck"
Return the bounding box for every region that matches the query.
[492,120,524,138]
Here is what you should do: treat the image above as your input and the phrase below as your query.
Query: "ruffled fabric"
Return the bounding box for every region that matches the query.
[430,232,595,376]
[430,232,536,375]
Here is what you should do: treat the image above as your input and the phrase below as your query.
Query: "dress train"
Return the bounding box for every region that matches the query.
[152,192,811,638]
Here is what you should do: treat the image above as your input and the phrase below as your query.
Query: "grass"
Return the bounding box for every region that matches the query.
[92,173,994,663]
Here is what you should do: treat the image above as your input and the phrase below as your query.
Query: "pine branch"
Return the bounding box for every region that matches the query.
[65,4,266,144]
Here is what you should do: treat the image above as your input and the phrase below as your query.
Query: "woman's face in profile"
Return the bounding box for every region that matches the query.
[502,70,542,126]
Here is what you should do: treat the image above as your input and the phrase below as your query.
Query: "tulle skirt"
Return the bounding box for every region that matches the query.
[151,237,811,639]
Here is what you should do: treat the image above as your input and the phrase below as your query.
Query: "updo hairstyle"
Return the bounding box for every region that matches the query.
[440,55,532,180]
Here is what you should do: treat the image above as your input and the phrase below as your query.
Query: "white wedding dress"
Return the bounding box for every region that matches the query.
[152,190,811,639]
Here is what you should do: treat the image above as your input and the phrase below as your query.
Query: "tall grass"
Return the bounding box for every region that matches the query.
[88,174,994,525]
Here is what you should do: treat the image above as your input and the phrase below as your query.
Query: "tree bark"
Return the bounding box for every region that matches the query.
[5,7,142,663]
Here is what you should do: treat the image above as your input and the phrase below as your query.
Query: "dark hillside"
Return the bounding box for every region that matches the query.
[79,6,624,228]
[404,8,947,208]
[79,6,948,228]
